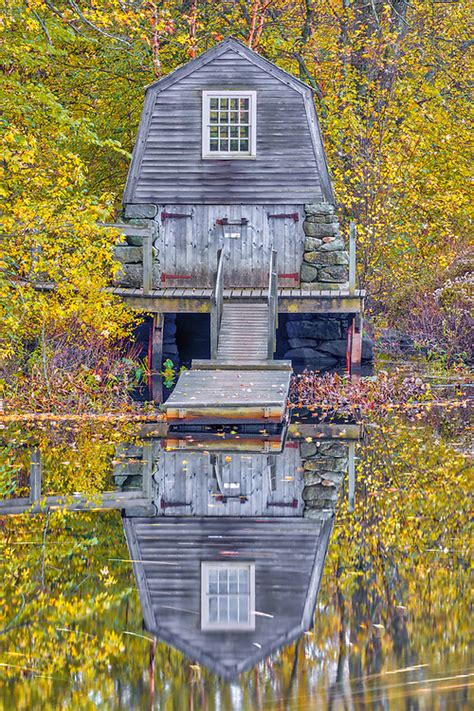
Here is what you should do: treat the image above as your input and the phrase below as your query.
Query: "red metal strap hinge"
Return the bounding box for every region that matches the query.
[268,212,299,222]
[161,211,192,220]
[161,273,192,283]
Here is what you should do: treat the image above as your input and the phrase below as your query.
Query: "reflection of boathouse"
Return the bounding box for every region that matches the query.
[123,425,358,680]
[0,422,359,681]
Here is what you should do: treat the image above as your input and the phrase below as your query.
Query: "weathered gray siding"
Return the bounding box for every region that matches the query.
[123,515,333,679]
[153,445,303,517]
[156,203,304,287]
[125,48,323,205]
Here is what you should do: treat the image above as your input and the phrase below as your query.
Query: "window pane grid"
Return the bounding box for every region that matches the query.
[206,94,252,155]
[203,564,252,628]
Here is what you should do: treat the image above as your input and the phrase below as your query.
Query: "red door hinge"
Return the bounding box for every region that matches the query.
[161,273,192,283]
[161,211,192,220]
[268,212,299,222]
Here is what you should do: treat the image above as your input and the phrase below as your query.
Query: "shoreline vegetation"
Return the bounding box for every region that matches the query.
[0,359,471,421]
[1,0,472,415]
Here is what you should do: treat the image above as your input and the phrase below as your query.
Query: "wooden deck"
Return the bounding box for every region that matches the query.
[112,286,365,313]
[163,363,292,424]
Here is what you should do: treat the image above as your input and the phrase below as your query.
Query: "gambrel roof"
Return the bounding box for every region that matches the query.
[144,37,316,96]
[123,37,334,205]
[123,514,334,681]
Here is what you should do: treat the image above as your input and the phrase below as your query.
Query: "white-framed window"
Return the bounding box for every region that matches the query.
[201,562,255,630]
[202,91,257,159]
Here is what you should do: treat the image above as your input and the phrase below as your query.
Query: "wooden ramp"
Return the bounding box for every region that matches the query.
[163,363,291,424]
[217,302,268,361]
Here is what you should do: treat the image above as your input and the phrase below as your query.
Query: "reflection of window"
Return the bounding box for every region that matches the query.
[202,91,257,159]
[201,562,255,630]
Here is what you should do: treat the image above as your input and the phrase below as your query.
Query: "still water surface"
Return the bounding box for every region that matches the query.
[0,408,471,710]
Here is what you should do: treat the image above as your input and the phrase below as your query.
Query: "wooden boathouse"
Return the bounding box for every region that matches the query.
[110,37,365,417]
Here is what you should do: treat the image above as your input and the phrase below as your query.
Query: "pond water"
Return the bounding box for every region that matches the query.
[0,406,471,710]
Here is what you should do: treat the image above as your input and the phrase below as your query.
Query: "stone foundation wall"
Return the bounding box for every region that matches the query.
[278,313,372,368]
[301,203,349,289]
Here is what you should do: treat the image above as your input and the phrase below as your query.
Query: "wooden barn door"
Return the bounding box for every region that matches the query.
[208,206,271,288]
[267,206,305,288]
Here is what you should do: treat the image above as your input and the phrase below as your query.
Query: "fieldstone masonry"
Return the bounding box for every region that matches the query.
[300,203,349,289]
[113,204,161,288]
[301,440,348,517]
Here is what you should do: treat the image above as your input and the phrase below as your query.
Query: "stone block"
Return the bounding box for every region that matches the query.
[123,204,158,219]
[126,234,143,247]
[287,319,341,341]
[305,214,339,224]
[320,239,346,252]
[300,263,319,282]
[362,336,374,361]
[318,266,349,282]
[314,442,349,458]
[304,251,349,267]
[304,237,323,251]
[304,472,323,486]
[284,348,338,367]
[303,484,339,503]
[304,456,348,472]
[317,339,347,358]
[113,245,142,264]
[114,263,160,288]
[300,441,318,458]
[303,221,339,238]
[304,203,335,216]
[288,338,320,349]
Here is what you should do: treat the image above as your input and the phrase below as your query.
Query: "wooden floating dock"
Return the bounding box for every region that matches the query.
[163,362,292,424]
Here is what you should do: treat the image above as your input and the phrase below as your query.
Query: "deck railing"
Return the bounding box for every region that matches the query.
[211,248,225,359]
[267,249,278,359]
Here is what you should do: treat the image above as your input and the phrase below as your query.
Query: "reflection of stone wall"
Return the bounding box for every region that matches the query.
[301,440,349,517]
[300,204,349,289]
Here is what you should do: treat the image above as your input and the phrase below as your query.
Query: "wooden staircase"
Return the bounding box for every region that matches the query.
[216,302,269,362]
[163,249,292,424]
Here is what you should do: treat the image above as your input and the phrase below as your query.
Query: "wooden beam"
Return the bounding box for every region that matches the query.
[149,313,163,404]
[29,448,42,503]
[349,222,357,296]
[350,313,363,378]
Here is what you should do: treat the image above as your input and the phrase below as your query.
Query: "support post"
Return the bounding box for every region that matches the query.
[149,313,163,404]
[349,222,356,296]
[350,313,363,379]
[348,441,356,512]
[142,226,153,295]
[29,448,42,504]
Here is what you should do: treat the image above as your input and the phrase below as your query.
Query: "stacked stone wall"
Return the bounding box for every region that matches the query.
[300,203,349,289]
[301,440,348,517]
[113,205,161,288]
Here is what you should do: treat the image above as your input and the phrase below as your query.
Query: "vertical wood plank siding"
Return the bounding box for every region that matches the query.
[158,204,304,286]
[127,50,322,205]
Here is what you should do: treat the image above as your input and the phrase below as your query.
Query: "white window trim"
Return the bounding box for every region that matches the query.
[201,561,256,631]
[202,90,257,160]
